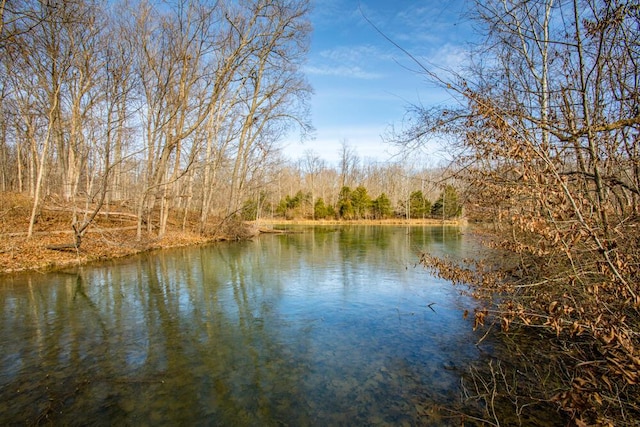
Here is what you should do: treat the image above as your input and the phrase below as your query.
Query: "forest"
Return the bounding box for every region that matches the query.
[2,0,640,425]
[0,0,462,249]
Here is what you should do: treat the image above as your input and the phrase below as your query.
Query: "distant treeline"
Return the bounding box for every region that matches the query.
[242,184,463,221]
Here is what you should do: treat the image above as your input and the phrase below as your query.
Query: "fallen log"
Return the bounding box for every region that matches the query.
[45,243,79,252]
[44,207,138,220]
[258,227,287,234]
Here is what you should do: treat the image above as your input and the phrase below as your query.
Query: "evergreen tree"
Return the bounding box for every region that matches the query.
[372,193,393,219]
[337,186,354,219]
[351,186,372,219]
[431,185,462,219]
[409,190,431,219]
[276,191,311,219]
[314,198,329,219]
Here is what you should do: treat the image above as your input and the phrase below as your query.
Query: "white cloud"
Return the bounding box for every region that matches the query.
[304,64,383,80]
[427,43,470,74]
[304,44,396,80]
[318,44,394,63]
[379,2,473,62]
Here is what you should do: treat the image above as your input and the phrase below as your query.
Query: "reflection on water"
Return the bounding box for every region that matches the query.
[0,226,484,425]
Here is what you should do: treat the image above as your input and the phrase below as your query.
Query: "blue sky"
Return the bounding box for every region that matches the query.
[282,0,473,165]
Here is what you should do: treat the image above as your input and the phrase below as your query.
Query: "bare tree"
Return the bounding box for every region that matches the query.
[301,149,324,219]
[14,0,79,237]
[127,0,218,238]
[225,0,313,215]
[338,139,359,188]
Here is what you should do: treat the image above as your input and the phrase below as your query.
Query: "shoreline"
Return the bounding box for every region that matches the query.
[0,218,467,276]
[252,218,465,226]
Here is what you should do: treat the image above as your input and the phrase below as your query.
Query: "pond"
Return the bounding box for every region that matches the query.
[0,225,489,425]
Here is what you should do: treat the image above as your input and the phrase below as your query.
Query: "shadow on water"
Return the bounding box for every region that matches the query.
[0,225,560,425]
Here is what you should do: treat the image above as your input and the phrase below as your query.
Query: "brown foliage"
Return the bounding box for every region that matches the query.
[421,87,640,423]
[387,0,640,423]
[418,6,640,420]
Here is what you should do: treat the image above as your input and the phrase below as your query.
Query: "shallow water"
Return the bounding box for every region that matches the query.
[1,225,487,425]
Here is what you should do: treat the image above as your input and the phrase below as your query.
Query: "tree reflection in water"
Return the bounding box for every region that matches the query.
[0,226,491,425]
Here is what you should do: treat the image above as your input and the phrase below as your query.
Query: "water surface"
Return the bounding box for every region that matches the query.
[0,225,484,425]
